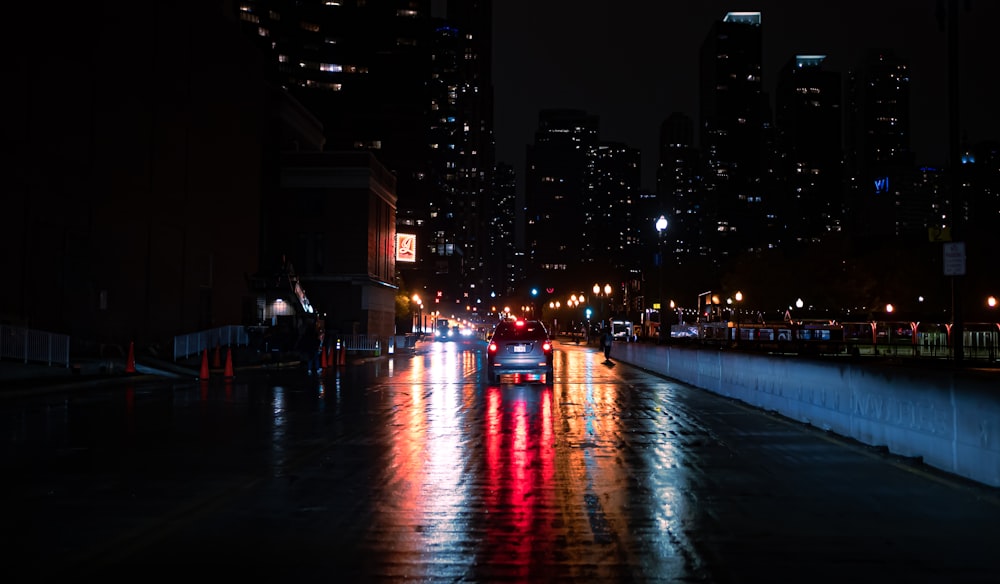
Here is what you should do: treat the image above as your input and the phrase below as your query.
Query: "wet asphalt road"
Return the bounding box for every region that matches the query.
[3,339,1000,583]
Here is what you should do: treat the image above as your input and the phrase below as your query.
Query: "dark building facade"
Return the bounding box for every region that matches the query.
[235,1,496,319]
[258,151,399,341]
[5,2,275,353]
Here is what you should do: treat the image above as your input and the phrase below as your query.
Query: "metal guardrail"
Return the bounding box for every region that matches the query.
[0,325,70,367]
[173,325,249,361]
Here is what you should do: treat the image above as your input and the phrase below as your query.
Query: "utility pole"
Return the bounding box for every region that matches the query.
[944,0,965,364]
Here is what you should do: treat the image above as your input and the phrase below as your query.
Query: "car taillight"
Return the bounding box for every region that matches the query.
[542,340,552,352]
[488,342,498,353]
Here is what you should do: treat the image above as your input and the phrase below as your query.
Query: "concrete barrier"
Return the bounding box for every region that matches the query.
[615,343,1000,487]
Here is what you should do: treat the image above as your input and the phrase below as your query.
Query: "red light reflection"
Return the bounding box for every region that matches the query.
[483,386,555,579]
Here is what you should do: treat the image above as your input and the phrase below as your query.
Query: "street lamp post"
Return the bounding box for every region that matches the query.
[593,283,612,328]
[734,291,743,347]
[655,215,668,342]
[412,294,423,336]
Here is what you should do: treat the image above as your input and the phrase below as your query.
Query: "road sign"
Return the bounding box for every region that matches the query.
[943,242,966,276]
[928,226,951,242]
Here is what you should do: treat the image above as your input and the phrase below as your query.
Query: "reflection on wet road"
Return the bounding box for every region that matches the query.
[3,339,1000,582]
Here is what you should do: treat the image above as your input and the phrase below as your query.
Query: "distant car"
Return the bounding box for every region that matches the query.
[611,319,634,342]
[486,319,554,384]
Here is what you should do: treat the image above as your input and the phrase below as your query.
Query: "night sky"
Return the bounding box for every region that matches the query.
[493,1,1000,191]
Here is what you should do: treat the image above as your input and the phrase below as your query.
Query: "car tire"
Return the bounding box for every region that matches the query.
[489,370,499,384]
[545,366,554,384]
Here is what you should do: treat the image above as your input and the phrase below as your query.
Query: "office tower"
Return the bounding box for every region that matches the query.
[524,109,600,292]
[491,163,519,298]
[699,11,769,261]
[844,48,915,244]
[582,142,642,317]
[656,112,702,265]
[425,2,495,311]
[775,55,845,244]
[963,141,1000,232]
[584,142,641,268]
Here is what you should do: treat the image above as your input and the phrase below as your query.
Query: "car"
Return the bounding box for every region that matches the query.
[611,319,634,342]
[486,319,555,384]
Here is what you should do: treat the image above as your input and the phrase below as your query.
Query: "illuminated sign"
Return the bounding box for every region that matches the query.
[874,176,889,194]
[396,233,416,263]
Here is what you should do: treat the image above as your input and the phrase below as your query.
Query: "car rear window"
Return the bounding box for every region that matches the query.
[494,321,547,338]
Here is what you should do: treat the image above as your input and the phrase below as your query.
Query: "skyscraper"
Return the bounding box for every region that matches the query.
[775,54,844,244]
[656,112,702,265]
[584,142,642,271]
[844,49,914,244]
[699,11,769,260]
[524,109,600,292]
[422,2,495,310]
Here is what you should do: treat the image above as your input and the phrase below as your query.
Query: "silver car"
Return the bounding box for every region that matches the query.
[486,319,555,384]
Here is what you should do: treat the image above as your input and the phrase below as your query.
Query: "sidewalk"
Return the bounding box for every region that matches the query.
[1,340,425,398]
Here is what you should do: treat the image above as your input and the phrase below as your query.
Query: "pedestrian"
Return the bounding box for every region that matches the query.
[298,321,322,375]
[601,326,613,362]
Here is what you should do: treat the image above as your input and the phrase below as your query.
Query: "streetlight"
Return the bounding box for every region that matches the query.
[734,290,743,346]
[655,215,668,341]
[593,283,612,327]
[412,294,423,335]
[988,296,997,361]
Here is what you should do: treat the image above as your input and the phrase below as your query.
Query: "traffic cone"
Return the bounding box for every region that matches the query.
[321,345,328,369]
[337,339,346,366]
[125,341,137,373]
[212,344,221,368]
[199,348,210,380]
[224,347,235,379]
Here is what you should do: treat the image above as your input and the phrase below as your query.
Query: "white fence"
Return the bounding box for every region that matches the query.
[173,325,249,361]
[0,325,70,367]
[336,334,381,353]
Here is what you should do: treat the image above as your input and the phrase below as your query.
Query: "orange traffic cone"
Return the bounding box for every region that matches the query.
[321,345,328,369]
[212,344,221,368]
[224,347,235,379]
[199,348,210,380]
[337,340,346,366]
[125,341,137,373]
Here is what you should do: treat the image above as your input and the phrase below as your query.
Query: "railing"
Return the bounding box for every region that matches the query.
[0,325,70,367]
[173,325,249,361]
[336,334,381,353]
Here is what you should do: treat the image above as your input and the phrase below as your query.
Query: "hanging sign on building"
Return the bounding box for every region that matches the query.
[396,233,416,263]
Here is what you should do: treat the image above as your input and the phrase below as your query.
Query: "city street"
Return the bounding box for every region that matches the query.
[3,339,1000,583]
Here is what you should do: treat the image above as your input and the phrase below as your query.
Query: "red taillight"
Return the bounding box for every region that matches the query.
[542,340,552,352]
[488,342,498,353]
